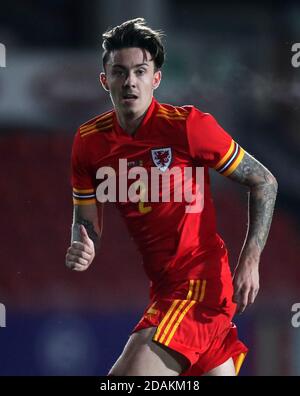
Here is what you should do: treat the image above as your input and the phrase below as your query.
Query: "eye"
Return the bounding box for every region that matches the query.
[136,69,146,76]
[112,69,125,77]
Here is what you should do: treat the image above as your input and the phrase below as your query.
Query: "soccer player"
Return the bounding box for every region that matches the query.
[65,18,278,376]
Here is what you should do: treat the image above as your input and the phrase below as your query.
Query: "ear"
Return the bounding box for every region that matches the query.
[153,70,162,90]
[100,72,110,92]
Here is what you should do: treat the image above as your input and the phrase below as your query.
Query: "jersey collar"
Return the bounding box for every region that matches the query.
[113,97,158,138]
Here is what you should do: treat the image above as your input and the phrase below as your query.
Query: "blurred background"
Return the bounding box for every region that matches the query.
[0,0,299,376]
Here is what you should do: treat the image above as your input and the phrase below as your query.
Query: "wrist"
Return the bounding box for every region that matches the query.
[243,239,261,256]
[239,243,261,267]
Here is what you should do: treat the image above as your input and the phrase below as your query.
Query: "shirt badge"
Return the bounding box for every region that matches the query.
[151,147,172,172]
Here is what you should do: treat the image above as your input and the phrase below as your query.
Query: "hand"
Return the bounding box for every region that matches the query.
[233,251,260,314]
[65,225,95,271]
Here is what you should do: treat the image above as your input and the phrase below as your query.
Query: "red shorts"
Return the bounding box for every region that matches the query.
[132,267,248,375]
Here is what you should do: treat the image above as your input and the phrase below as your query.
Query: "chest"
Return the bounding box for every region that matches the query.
[87,125,192,175]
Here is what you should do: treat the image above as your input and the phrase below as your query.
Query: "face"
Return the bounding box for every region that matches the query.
[100,47,161,118]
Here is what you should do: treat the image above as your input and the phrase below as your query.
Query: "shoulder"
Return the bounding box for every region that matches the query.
[77,109,114,140]
[156,103,192,121]
[156,103,211,125]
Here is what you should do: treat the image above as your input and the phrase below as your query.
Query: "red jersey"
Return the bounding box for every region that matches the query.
[71,98,244,285]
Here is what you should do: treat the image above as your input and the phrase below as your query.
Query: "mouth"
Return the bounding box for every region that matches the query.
[122,93,138,102]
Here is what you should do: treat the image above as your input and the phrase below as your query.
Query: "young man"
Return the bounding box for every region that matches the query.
[65,18,278,376]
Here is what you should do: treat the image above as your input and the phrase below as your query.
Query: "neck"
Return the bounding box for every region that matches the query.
[117,111,145,135]
[116,98,153,135]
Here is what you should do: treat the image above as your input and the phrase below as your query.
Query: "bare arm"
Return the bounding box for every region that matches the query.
[226,151,278,313]
[71,203,103,246]
[66,203,103,271]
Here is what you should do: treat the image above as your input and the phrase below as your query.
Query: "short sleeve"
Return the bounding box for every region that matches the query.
[71,129,96,205]
[186,107,245,176]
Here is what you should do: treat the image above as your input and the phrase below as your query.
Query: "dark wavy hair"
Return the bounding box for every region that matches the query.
[102,18,165,70]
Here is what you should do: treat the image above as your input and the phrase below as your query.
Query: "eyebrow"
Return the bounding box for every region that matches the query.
[112,63,149,69]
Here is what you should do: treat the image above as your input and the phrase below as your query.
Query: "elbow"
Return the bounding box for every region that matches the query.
[251,171,278,194]
[270,173,278,188]
[267,172,278,193]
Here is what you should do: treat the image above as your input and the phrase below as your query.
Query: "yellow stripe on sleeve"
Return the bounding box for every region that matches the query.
[214,140,235,170]
[73,188,95,194]
[223,148,245,177]
[73,198,97,205]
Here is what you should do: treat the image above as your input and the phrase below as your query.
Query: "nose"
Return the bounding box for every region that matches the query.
[124,71,136,88]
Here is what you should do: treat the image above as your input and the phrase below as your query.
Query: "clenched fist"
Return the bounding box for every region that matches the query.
[65,225,95,271]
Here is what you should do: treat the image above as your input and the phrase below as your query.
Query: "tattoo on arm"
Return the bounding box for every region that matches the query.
[72,207,100,248]
[229,152,278,252]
